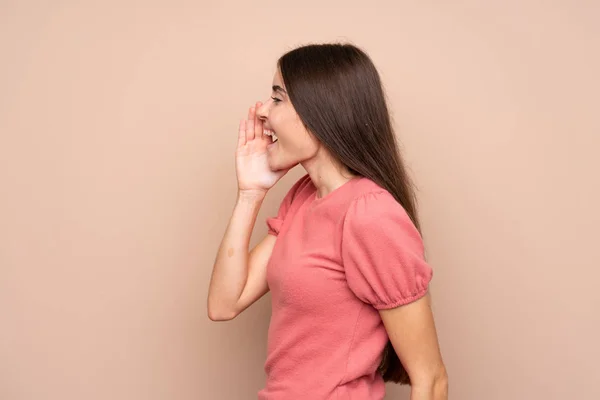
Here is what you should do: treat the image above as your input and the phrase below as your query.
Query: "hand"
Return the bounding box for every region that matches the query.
[235,101,289,196]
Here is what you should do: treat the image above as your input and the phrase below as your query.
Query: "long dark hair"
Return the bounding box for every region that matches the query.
[278,42,421,385]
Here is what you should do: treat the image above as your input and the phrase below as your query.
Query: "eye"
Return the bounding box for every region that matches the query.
[271,96,282,103]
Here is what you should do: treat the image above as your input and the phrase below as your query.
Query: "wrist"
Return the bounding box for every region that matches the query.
[410,372,448,400]
[237,189,267,203]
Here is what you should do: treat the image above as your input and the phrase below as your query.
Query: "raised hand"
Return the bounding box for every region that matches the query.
[235,101,289,195]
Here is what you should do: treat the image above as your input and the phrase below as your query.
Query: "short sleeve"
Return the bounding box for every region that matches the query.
[341,190,433,309]
[266,174,311,236]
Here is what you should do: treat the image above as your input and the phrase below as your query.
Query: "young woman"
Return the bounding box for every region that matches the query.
[208,43,448,400]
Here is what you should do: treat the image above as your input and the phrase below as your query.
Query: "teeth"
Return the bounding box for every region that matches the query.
[264,129,278,142]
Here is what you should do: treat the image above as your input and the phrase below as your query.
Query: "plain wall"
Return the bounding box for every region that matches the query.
[1,1,599,399]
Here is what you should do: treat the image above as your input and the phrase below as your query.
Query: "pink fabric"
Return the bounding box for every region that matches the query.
[258,173,433,400]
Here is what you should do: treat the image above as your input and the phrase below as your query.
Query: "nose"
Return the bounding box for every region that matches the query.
[256,100,269,121]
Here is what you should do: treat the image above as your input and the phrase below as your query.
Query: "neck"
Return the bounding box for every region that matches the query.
[301,148,357,199]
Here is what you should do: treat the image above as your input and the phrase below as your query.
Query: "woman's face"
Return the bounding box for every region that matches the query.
[257,68,320,171]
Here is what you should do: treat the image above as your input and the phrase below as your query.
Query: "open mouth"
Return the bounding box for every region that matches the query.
[264,129,279,143]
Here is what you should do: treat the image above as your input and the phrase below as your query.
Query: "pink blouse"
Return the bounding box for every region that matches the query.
[258,173,433,399]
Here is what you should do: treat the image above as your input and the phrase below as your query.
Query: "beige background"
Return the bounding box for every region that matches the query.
[1,1,599,399]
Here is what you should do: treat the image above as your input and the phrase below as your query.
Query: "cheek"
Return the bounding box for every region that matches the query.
[270,108,318,154]
[290,131,320,157]
[271,106,299,132]
[304,135,321,154]
[268,107,286,129]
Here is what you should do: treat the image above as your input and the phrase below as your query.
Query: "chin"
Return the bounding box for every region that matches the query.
[270,157,298,172]
[267,157,282,172]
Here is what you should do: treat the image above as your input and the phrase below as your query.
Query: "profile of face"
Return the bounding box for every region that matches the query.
[257,68,321,171]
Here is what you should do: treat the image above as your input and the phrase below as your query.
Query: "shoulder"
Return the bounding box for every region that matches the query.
[273,173,315,214]
[345,179,412,223]
[293,173,314,193]
[283,173,315,204]
[340,181,431,308]
[266,173,314,235]
[343,182,422,246]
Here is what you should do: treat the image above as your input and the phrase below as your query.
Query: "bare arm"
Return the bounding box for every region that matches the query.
[207,101,288,321]
[379,293,448,400]
[207,191,275,321]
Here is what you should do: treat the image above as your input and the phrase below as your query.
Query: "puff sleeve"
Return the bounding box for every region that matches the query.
[266,174,310,236]
[341,190,433,309]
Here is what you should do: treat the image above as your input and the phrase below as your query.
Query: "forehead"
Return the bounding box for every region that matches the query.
[272,68,284,86]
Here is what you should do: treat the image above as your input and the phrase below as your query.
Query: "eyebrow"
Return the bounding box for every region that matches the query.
[272,85,287,95]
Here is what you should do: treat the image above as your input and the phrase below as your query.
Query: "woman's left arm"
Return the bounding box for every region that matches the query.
[379,292,448,400]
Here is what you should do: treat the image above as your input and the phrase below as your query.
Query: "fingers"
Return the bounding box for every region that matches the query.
[240,102,263,146]
[238,119,246,147]
[254,101,263,139]
[246,106,255,141]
